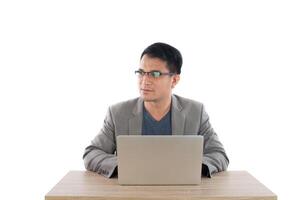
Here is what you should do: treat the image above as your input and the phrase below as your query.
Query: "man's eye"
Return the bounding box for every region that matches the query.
[151,71,161,77]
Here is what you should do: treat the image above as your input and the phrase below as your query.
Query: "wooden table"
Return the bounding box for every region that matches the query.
[45,170,277,200]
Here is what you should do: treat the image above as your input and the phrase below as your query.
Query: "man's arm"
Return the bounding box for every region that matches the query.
[83,107,118,178]
[199,105,229,177]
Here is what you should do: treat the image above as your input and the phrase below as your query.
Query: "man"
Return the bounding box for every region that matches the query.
[83,42,229,178]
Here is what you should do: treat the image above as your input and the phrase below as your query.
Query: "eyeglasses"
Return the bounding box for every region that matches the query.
[135,69,176,78]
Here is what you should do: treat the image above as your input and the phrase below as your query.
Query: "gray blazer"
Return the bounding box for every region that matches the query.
[83,95,229,178]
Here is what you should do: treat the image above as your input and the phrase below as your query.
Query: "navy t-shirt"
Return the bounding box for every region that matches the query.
[142,106,172,135]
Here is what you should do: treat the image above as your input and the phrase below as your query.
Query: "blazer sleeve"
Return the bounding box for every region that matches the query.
[199,105,229,177]
[83,107,118,178]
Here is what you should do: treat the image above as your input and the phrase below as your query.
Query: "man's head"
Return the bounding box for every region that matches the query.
[137,42,183,103]
[140,42,183,74]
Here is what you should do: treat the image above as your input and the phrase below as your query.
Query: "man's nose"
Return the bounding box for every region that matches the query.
[141,75,152,85]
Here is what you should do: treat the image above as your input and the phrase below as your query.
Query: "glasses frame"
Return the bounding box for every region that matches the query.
[135,69,176,78]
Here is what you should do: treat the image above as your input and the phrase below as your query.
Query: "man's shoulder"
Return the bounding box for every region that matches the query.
[173,95,206,120]
[173,94,204,109]
[109,97,140,114]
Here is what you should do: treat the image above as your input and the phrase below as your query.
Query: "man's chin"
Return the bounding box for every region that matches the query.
[140,95,156,102]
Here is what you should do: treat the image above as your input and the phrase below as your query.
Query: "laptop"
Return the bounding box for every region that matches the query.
[116,135,204,185]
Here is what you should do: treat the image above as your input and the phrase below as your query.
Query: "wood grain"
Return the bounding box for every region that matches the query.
[45,171,277,200]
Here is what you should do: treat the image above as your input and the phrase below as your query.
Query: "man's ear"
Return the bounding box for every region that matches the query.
[171,75,180,89]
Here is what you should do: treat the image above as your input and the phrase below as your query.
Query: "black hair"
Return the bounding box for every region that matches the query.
[140,42,183,74]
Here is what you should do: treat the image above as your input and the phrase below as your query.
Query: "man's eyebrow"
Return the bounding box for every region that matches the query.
[138,68,160,72]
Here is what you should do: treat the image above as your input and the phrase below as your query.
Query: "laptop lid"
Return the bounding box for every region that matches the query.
[117,135,204,185]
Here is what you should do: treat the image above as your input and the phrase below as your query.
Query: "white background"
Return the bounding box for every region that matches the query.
[0,0,303,199]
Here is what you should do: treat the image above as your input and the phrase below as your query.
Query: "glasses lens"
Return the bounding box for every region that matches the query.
[135,70,143,76]
[151,71,161,78]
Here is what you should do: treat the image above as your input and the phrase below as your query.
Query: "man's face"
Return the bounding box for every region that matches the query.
[138,55,180,103]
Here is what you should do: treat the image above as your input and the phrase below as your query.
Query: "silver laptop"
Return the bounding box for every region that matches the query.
[117,135,204,185]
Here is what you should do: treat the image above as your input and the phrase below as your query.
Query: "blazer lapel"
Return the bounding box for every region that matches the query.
[128,98,143,135]
[171,95,185,135]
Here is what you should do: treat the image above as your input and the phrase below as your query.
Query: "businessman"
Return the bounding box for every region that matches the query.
[83,42,229,178]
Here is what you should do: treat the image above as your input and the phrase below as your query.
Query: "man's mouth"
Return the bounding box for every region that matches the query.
[141,89,154,92]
